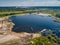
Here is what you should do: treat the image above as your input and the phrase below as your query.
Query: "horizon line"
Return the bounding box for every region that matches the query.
[0,6,60,7]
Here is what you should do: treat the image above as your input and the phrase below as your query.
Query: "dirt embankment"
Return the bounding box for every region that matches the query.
[0,16,41,45]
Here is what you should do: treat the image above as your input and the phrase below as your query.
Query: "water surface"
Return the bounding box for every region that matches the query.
[10,14,60,33]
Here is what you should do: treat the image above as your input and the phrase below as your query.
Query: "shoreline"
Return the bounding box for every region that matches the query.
[0,13,60,44]
[32,12,51,17]
[0,16,41,44]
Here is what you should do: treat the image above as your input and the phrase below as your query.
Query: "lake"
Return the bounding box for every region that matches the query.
[10,14,60,37]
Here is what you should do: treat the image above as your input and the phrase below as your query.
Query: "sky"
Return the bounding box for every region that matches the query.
[0,0,60,6]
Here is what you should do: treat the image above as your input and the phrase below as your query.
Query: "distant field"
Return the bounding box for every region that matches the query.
[0,6,60,18]
[0,10,38,17]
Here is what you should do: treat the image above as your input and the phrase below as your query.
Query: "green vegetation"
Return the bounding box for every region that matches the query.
[39,8,60,22]
[0,7,60,18]
[0,7,60,45]
[54,18,60,22]
[0,10,38,17]
[39,9,60,16]
[29,34,60,45]
[55,14,60,18]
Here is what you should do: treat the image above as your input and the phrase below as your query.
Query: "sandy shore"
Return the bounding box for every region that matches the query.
[0,32,41,44]
[37,13,51,16]
[32,13,51,16]
[0,34,19,43]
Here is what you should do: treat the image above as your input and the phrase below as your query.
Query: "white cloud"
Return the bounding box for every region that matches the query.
[19,1,60,6]
[0,0,60,6]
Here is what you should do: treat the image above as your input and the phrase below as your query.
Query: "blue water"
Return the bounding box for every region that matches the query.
[10,14,60,37]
